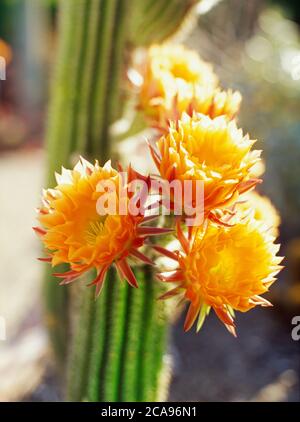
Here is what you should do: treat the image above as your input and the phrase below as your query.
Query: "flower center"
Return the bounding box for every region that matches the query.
[213,249,236,289]
[85,216,108,245]
[170,64,198,83]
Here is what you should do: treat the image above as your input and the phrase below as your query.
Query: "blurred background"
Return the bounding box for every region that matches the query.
[0,0,299,402]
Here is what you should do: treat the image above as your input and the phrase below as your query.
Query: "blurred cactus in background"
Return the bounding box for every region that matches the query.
[44,0,209,402]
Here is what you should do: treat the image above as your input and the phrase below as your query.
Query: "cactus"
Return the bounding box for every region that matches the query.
[45,0,132,364]
[130,0,197,46]
[66,267,168,401]
[45,0,196,401]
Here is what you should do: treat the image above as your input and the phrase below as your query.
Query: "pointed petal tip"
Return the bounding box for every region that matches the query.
[37,257,52,263]
[33,226,46,236]
[116,259,139,288]
[152,245,178,261]
[226,324,237,337]
[129,249,154,266]
[158,287,181,301]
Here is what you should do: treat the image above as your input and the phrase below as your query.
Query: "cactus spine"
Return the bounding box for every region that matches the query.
[45,0,195,401]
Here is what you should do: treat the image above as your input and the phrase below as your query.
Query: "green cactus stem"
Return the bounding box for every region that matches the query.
[130,0,198,46]
[66,267,168,402]
[44,0,130,363]
[45,0,195,400]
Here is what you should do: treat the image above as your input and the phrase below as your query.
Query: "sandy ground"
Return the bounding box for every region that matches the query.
[0,149,299,402]
[0,149,44,336]
[0,149,48,401]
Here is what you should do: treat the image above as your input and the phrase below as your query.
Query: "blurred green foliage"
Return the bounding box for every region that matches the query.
[0,0,56,40]
[270,0,300,22]
[239,8,300,231]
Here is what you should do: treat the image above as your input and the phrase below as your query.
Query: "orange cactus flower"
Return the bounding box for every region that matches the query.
[157,219,283,335]
[34,158,170,295]
[146,80,241,129]
[250,159,265,178]
[149,113,261,224]
[138,44,241,128]
[141,44,218,91]
[0,38,12,65]
[234,191,281,238]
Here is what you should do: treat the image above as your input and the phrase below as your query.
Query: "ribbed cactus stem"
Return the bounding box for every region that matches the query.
[45,0,194,401]
[131,0,197,45]
[46,0,129,177]
[67,267,168,402]
[44,0,129,363]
